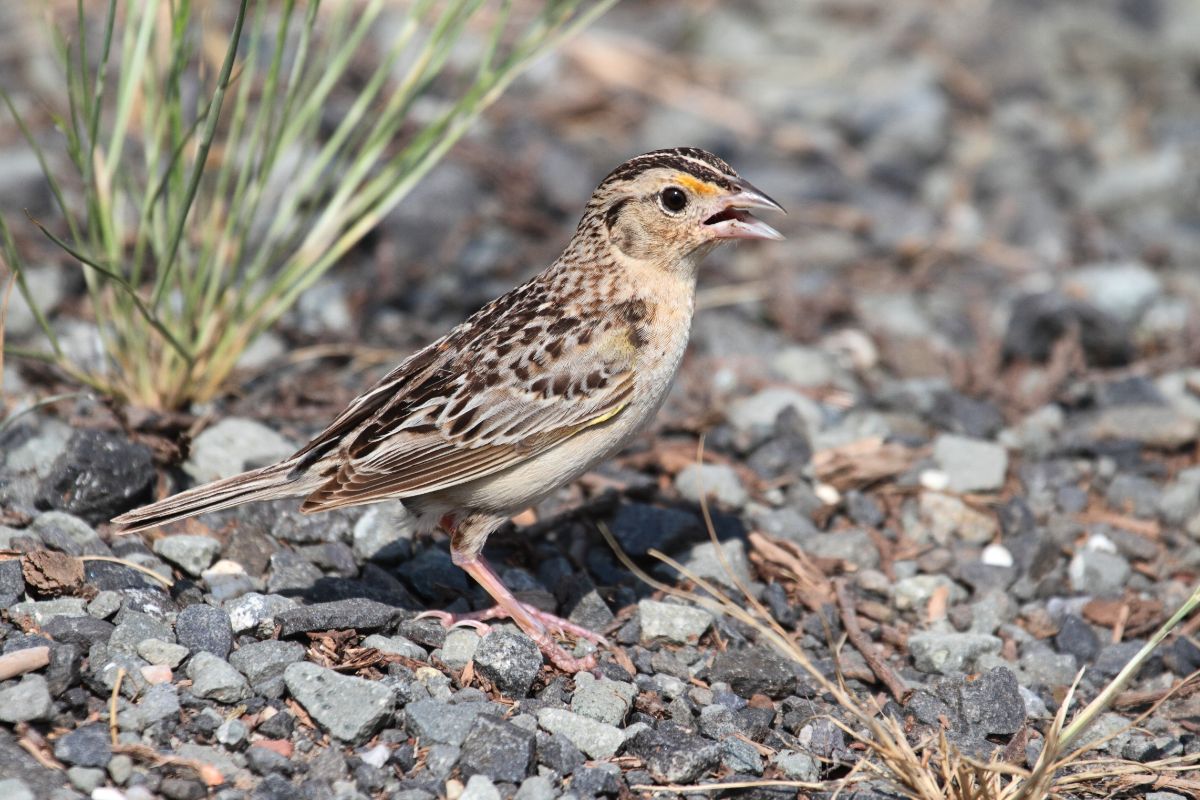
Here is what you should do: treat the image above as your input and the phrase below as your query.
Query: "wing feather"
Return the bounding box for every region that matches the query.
[300,365,635,512]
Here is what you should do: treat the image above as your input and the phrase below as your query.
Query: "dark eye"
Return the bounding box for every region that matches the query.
[660,186,687,213]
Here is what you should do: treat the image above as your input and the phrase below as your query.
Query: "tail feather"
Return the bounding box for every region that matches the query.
[112,463,317,533]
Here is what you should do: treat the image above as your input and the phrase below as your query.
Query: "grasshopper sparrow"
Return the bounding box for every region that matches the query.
[113,147,784,671]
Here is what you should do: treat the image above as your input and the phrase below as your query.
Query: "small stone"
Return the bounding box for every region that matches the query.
[708,647,796,698]
[571,672,636,726]
[671,537,754,589]
[283,662,395,743]
[893,575,967,612]
[933,435,1008,494]
[351,502,415,562]
[1068,549,1130,596]
[674,463,748,508]
[908,632,1001,674]
[0,779,36,800]
[460,715,535,784]
[275,598,399,637]
[153,535,221,577]
[107,754,133,785]
[8,597,88,624]
[0,674,52,722]
[773,750,819,781]
[473,628,543,698]
[1054,615,1101,663]
[34,430,155,525]
[175,604,233,658]
[801,528,880,569]
[187,652,250,703]
[638,599,712,645]
[184,418,295,484]
[629,725,720,784]
[1066,262,1162,324]
[960,667,1026,736]
[914,492,998,545]
[225,592,296,633]
[459,775,501,800]
[514,776,555,800]
[536,708,624,759]
[608,503,700,557]
[216,718,248,748]
[137,683,182,725]
[87,591,122,619]
[729,388,823,439]
[53,723,111,767]
[438,628,481,670]
[108,609,174,656]
[66,766,105,793]
[406,698,499,746]
[229,639,306,688]
[136,638,189,667]
[41,615,115,648]
[720,737,764,775]
[1085,406,1199,449]
[361,634,427,661]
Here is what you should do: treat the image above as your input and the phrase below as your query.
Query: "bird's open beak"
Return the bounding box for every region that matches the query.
[703,179,786,241]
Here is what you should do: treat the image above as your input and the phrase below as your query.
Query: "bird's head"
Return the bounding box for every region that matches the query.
[585,147,784,268]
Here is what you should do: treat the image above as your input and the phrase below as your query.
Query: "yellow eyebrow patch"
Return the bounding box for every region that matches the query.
[674,173,721,197]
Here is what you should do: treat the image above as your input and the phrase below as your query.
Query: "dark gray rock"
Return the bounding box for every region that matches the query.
[960,667,1026,737]
[275,598,401,637]
[536,731,585,776]
[34,430,154,524]
[175,604,233,658]
[265,551,323,594]
[53,723,111,768]
[405,699,501,746]
[609,503,700,557]
[41,614,114,648]
[459,715,535,784]
[473,628,543,698]
[571,763,622,796]
[628,724,720,784]
[708,646,796,699]
[187,652,251,703]
[1003,292,1132,367]
[108,609,175,656]
[283,662,395,744]
[0,559,24,607]
[229,640,306,687]
[1054,615,1101,663]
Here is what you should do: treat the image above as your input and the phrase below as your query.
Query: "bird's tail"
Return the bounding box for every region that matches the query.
[111,462,318,533]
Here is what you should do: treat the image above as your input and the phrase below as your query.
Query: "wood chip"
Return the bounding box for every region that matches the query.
[21,550,85,597]
[811,437,918,491]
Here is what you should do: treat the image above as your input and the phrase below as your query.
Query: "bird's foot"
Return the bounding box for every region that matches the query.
[418,600,607,673]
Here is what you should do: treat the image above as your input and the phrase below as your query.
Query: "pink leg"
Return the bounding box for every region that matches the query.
[451,552,604,672]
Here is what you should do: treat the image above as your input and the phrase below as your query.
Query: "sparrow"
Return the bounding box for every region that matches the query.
[113,147,784,672]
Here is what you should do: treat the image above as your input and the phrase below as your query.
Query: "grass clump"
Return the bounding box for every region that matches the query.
[0,0,615,410]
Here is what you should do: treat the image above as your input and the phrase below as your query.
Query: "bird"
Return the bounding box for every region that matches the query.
[112,147,784,672]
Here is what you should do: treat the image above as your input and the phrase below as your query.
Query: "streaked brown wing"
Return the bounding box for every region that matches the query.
[299,367,635,512]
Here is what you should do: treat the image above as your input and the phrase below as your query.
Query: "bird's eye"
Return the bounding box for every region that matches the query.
[659,187,687,213]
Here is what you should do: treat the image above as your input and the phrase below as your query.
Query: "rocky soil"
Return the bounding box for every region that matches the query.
[3,1,1200,799]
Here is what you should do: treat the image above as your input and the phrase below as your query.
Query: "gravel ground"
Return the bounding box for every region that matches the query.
[3,1,1200,799]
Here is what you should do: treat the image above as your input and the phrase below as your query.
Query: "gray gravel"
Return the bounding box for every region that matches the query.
[3,1,1200,796]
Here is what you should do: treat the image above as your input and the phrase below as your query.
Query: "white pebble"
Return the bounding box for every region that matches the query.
[814,482,841,505]
[920,469,950,491]
[981,543,1014,568]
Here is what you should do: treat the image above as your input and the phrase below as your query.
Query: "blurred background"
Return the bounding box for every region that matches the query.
[3,0,1200,427]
